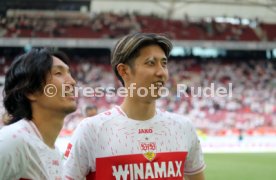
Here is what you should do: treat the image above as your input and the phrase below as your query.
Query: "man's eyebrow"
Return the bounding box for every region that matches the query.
[52,65,70,70]
[148,57,167,61]
[159,57,168,62]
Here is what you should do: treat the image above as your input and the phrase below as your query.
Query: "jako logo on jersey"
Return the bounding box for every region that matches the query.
[112,161,184,179]
[138,128,153,134]
[140,142,157,162]
[64,143,72,158]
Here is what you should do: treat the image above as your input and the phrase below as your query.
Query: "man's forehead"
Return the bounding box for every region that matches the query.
[139,45,167,57]
[52,56,69,69]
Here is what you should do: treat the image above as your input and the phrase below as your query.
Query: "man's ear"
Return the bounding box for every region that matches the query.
[117,63,130,81]
[26,92,38,102]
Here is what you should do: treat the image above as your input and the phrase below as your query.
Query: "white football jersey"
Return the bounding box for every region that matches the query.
[0,119,63,180]
[63,106,205,180]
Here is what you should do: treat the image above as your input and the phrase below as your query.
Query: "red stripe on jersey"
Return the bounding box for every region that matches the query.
[64,143,72,158]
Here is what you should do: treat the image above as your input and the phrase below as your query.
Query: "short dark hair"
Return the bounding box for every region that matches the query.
[3,48,70,124]
[111,33,173,86]
[85,105,97,111]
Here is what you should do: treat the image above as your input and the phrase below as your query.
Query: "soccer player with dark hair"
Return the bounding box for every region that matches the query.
[0,48,77,179]
[64,33,205,180]
[85,105,98,117]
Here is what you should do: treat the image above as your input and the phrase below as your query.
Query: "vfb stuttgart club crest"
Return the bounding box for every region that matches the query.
[139,141,157,162]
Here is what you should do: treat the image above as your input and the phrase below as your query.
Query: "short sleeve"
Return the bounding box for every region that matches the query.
[63,120,96,180]
[184,122,206,175]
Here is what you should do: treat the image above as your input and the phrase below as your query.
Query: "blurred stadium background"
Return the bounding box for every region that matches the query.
[0,0,276,179]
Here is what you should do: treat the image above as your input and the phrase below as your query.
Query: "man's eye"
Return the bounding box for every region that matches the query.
[146,61,154,65]
[54,72,62,75]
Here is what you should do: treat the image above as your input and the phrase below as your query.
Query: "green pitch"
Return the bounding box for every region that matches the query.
[204,153,276,180]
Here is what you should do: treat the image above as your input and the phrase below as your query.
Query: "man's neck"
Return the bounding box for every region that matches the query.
[32,112,64,148]
[120,97,156,120]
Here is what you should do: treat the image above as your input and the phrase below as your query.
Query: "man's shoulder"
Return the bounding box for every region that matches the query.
[158,109,189,120]
[0,119,28,134]
[0,120,29,150]
[158,109,193,126]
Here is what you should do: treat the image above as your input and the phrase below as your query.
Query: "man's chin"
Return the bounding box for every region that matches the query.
[64,106,77,114]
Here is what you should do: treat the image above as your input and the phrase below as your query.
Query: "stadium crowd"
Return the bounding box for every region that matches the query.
[1,12,275,41]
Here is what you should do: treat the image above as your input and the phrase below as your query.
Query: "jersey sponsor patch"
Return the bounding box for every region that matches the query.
[86,152,187,180]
